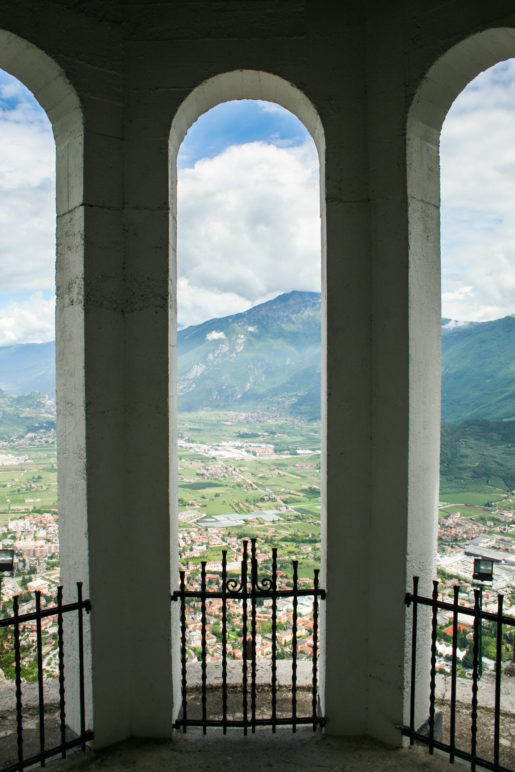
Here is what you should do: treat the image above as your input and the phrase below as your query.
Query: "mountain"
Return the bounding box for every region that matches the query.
[2,300,515,425]
[0,342,55,397]
[442,315,515,422]
[4,299,515,493]
[0,390,56,441]
[441,418,515,496]
[178,291,321,418]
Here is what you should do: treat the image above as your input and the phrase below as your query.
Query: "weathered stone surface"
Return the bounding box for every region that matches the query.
[48,733,453,772]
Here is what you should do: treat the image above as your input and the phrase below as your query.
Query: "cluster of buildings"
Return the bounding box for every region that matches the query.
[0,429,55,449]
[0,472,512,676]
[0,512,59,603]
[177,522,321,663]
[184,596,317,662]
[437,505,515,613]
[0,515,60,679]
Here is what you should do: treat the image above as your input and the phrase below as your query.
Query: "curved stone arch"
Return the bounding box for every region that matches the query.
[169,70,326,300]
[409,28,515,143]
[168,70,326,721]
[0,27,87,727]
[405,27,515,730]
[0,27,85,569]
[169,69,325,163]
[0,29,83,213]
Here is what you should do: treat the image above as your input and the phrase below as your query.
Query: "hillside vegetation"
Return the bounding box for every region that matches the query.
[178,290,321,418]
[0,390,55,441]
[442,315,515,422]
[3,295,515,496]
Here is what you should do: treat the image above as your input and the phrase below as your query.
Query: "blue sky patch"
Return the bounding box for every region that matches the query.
[178,100,310,169]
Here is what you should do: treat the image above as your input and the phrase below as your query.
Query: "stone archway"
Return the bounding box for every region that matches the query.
[406,27,515,731]
[168,70,326,725]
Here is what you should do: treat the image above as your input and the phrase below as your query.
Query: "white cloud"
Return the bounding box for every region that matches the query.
[177,140,320,327]
[0,293,55,346]
[206,330,226,341]
[441,59,515,321]
[3,56,515,342]
[0,75,55,299]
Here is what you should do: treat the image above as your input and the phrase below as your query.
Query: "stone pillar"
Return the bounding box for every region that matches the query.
[314,6,374,738]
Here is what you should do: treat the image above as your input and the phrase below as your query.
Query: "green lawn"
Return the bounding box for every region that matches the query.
[0,444,57,524]
[439,490,505,506]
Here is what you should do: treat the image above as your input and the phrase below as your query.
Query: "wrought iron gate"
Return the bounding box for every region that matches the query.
[0,583,92,772]
[403,576,515,772]
[171,538,325,733]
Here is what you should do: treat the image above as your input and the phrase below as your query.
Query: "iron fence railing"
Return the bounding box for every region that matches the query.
[171,538,326,734]
[403,576,515,772]
[0,583,92,772]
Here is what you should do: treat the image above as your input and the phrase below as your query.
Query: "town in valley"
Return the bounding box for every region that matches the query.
[0,410,513,678]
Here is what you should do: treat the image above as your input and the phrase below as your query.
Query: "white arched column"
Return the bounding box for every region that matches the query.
[405,27,515,732]
[0,28,90,736]
[168,70,326,725]
[0,27,132,748]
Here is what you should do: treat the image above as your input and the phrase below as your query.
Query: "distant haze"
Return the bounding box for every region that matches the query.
[3,294,515,425]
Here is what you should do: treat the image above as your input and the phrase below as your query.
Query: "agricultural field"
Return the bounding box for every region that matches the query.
[439,487,507,508]
[0,444,57,525]
[1,410,513,591]
[178,410,320,451]
[177,411,321,580]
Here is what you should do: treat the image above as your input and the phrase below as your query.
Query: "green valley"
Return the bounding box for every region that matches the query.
[0,293,514,672]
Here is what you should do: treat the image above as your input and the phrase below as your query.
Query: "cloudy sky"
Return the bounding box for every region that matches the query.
[440,58,515,322]
[177,100,320,327]
[0,70,55,346]
[1,60,515,344]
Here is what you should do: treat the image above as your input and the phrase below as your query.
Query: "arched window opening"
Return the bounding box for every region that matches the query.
[170,78,325,727]
[0,67,58,650]
[0,32,87,748]
[176,99,321,575]
[407,32,515,751]
[433,63,515,752]
[439,59,515,592]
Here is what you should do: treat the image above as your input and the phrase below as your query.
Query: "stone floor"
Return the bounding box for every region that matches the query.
[46,731,456,772]
[2,674,513,771]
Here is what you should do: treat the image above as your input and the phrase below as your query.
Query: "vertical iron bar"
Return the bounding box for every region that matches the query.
[250,539,257,734]
[57,586,66,758]
[77,582,86,748]
[312,569,320,731]
[271,547,278,733]
[222,551,228,734]
[13,595,23,768]
[292,560,298,733]
[409,576,419,745]
[241,540,248,735]
[201,561,207,735]
[428,580,438,754]
[36,591,46,766]
[471,587,481,772]
[478,586,483,680]
[493,593,503,769]
[449,584,459,763]
[179,570,187,732]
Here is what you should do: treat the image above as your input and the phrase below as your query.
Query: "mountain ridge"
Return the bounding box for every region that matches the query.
[2,294,515,424]
[0,341,55,398]
[177,290,321,417]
